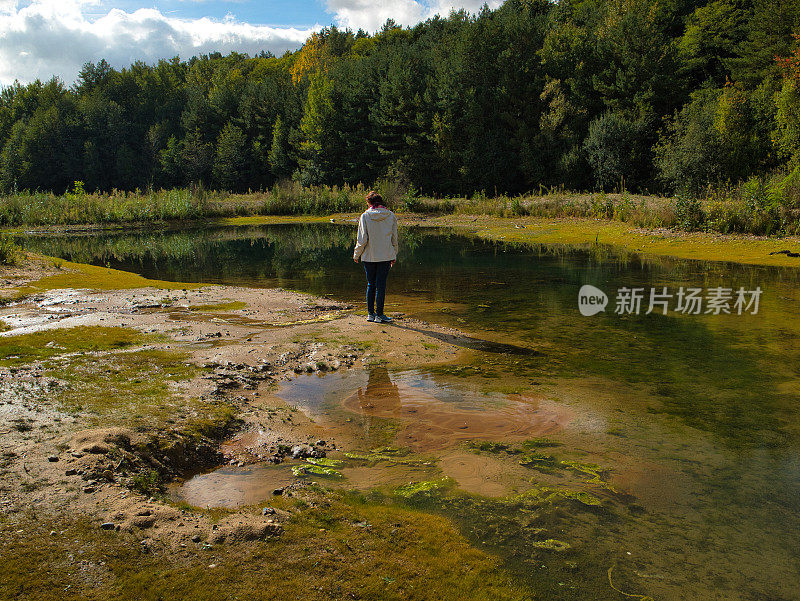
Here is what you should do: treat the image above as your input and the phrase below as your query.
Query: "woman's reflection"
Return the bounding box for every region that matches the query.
[355,367,401,438]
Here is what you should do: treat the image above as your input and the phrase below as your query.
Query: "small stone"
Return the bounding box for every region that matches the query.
[316,440,326,447]
[70,451,83,458]
[102,470,114,481]
[100,522,115,530]
[261,507,276,515]
[272,487,284,495]
[49,530,57,536]
[47,455,59,462]
[83,486,96,493]
[191,534,202,543]
[65,468,77,476]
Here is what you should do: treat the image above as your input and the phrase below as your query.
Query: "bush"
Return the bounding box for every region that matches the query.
[674,194,706,231]
[0,234,18,265]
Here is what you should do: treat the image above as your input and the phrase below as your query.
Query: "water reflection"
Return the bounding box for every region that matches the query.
[20,223,800,601]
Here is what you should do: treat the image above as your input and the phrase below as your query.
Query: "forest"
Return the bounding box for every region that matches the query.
[1,0,799,199]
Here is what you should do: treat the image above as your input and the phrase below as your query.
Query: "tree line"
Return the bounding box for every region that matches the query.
[1,0,799,197]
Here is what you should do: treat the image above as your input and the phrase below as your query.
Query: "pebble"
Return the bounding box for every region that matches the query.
[65,468,77,476]
[272,487,284,495]
[261,507,276,515]
[100,522,115,530]
[47,455,59,462]
[191,534,202,543]
[83,486,95,493]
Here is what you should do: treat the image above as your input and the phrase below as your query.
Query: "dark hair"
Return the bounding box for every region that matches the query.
[366,191,383,206]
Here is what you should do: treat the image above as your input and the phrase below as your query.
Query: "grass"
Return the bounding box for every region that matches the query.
[47,349,199,424]
[3,171,800,239]
[189,301,247,312]
[0,493,529,601]
[10,255,204,299]
[0,233,18,265]
[0,326,210,428]
[0,326,154,367]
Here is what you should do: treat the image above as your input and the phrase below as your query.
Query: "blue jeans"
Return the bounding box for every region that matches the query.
[363,261,391,316]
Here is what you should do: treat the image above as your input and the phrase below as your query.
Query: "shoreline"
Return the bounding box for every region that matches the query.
[8,212,800,268]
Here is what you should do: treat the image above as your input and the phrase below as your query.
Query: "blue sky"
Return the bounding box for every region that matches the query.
[84,0,329,28]
[0,1,501,85]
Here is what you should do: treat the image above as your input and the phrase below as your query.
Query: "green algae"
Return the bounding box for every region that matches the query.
[395,478,453,499]
[559,460,617,493]
[291,464,344,478]
[521,438,562,449]
[305,457,344,468]
[530,539,572,552]
[539,488,603,507]
[343,447,432,467]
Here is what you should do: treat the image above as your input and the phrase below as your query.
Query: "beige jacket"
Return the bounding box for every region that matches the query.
[353,207,398,262]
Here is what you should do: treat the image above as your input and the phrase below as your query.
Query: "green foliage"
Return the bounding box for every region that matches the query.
[213,123,249,191]
[0,233,18,265]
[0,0,800,206]
[131,469,163,495]
[774,80,800,166]
[674,194,707,231]
[584,111,652,191]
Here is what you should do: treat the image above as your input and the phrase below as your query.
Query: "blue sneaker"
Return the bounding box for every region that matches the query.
[376,314,393,323]
[367,314,376,322]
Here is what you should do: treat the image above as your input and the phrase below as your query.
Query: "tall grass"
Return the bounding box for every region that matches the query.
[0,234,18,265]
[3,171,800,237]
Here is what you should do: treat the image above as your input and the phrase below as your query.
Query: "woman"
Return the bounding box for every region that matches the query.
[353,191,398,323]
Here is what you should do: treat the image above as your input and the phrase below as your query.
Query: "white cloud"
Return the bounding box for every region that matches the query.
[0,0,317,85]
[326,0,504,32]
[0,0,506,86]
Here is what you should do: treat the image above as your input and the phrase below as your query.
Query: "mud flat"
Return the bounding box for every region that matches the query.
[0,256,547,600]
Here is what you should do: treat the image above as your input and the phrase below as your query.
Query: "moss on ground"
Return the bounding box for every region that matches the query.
[12,255,203,298]
[189,301,247,312]
[0,325,209,429]
[47,349,200,426]
[0,493,529,601]
[0,326,156,367]
[424,215,800,267]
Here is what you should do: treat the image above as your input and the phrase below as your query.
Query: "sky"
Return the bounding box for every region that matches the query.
[0,0,503,86]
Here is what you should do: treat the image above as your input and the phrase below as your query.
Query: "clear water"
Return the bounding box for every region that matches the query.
[21,224,800,600]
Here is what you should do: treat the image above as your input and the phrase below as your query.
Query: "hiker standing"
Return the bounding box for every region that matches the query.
[353,191,398,323]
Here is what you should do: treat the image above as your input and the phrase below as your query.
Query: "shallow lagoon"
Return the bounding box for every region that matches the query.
[22,224,800,600]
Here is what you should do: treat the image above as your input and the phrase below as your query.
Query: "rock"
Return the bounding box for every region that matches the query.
[191,534,202,543]
[291,444,313,459]
[272,487,284,495]
[100,522,115,530]
[261,507,276,515]
[102,470,114,481]
[83,486,96,493]
[70,451,83,458]
[47,455,59,462]
[65,468,77,476]
[315,440,326,446]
